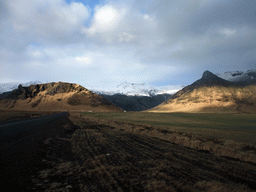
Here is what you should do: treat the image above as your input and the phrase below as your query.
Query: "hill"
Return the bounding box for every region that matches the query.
[0,82,122,112]
[147,70,256,113]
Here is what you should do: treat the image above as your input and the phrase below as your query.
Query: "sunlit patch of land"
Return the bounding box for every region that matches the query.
[78,112,256,163]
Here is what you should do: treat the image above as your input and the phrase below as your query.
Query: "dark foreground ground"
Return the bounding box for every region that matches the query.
[1,114,256,191]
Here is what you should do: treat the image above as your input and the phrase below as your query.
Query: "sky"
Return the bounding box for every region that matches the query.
[1,0,256,90]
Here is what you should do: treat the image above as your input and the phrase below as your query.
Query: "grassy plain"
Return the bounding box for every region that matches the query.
[80,112,256,146]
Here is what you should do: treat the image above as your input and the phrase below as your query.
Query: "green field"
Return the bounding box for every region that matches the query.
[80,112,256,145]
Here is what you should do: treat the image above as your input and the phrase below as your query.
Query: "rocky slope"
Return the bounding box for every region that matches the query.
[147,71,256,113]
[0,82,122,112]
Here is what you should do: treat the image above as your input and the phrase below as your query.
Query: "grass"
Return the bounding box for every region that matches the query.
[80,111,256,130]
[80,112,256,145]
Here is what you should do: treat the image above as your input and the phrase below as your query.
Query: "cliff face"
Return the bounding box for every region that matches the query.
[0,82,122,112]
[147,71,256,113]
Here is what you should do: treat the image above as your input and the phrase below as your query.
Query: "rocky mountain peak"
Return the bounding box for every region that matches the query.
[197,70,234,87]
[202,70,216,79]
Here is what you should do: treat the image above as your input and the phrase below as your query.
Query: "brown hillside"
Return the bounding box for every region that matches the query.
[147,71,256,113]
[0,82,122,112]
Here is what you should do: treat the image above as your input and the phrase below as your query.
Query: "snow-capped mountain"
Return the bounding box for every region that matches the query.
[215,69,256,85]
[90,82,184,96]
[0,81,45,94]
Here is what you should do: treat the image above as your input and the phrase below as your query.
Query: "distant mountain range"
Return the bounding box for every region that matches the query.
[0,81,178,111]
[92,82,180,111]
[0,81,183,96]
[2,69,255,95]
[90,82,184,96]
[1,69,255,112]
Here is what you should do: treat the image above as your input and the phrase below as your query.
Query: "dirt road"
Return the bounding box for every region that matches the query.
[27,118,256,192]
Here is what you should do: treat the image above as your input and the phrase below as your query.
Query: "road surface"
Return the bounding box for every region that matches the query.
[0,112,70,191]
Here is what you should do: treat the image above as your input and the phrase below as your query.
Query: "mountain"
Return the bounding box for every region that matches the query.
[91,82,178,111]
[216,69,256,85]
[90,82,183,96]
[0,82,122,112]
[170,70,235,100]
[99,93,173,111]
[147,70,256,113]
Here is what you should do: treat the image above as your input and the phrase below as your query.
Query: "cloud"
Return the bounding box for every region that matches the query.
[75,56,92,65]
[0,0,256,88]
[81,1,161,46]
[2,0,90,46]
[219,28,236,37]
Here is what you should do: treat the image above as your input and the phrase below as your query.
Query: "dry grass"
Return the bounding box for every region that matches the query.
[80,112,256,164]
[27,115,256,191]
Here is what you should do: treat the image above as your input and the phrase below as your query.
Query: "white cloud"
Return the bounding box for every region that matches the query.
[219,28,236,37]
[83,5,126,35]
[5,0,90,43]
[118,32,136,42]
[26,46,46,60]
[81,2,161,45]
[75,56,92,65]
[143,14,150,19]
